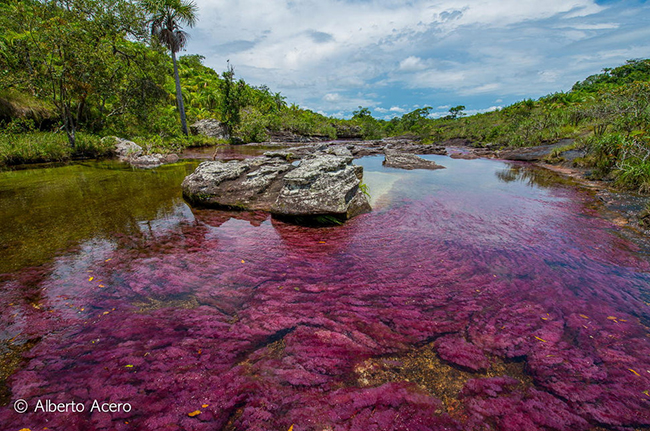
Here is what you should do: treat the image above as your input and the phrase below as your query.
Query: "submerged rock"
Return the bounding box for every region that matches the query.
[383,150,446,170]
[182,152,371,223]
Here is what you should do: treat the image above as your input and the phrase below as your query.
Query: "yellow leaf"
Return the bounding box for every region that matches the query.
[105,258,112,262]
[318,241,326,244]
[89,277,94,281]
[607,316,618,320]
[102,311,109,315]
[629,369,641,377]
[534,336,547,343]
[188,410,201,417]
[288,426,294,431]
[19,428,31,431]
[98,284,105,288]
[579,314,589,319]
[125,365,134,368]
[202,404,209,408]
[241,260,245,263]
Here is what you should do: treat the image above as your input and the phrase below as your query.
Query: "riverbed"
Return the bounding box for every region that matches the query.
[0,152,649,430]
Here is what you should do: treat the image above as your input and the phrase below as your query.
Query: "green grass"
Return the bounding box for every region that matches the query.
[0,132,114,166]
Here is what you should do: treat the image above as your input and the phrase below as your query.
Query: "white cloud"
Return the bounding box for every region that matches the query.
[186,0,650,116]
[323,93,341,102]
[399,56,427,72]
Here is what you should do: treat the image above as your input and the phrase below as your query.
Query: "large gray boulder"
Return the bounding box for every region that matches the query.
[181,152,371,223]
[111,137,143,159]
[181,158,290,210]
[271,153,370,219]
[190,119,229,140]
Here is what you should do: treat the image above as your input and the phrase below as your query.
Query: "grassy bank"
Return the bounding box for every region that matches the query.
[0,132,114,166]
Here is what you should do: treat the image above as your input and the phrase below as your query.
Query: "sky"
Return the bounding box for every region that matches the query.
[184,0,650,119]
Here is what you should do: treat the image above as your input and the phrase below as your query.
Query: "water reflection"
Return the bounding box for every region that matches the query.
[495,163,576,188]
[0,161,197,273]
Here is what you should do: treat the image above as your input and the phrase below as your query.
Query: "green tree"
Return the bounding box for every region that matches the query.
[352,106,372,119]
[220,61,247,140]
[140,0,198,136]
[448,105,466,119]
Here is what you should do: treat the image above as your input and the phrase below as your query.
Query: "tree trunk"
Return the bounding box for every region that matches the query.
[172,50,188,136]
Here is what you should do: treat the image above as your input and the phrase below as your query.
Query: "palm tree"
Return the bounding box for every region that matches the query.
[141,0,198,136]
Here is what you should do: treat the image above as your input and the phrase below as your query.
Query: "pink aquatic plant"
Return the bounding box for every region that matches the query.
[1,158,650,430]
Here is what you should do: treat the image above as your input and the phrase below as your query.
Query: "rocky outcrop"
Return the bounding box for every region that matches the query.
[181,152,371,223]
[383,151,446,170]
[498,141,573,162]
[333,123,363,139]
[190,119,229,140]
[271,153,371,220]
[112,137,143,159]
[263,145,316,160]
[266,131,330,143]
[130,153,179,168]
[182,158,292,210]
[108,137,179,168]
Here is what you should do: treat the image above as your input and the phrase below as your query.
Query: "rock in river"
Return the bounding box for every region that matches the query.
[181,152,371,223]
[271,153,371,220]
[383,150,446,170]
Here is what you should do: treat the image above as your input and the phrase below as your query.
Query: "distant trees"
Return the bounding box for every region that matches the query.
[141,0,198,136]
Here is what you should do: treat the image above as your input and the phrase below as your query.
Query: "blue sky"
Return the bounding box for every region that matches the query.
[186,0,650,119]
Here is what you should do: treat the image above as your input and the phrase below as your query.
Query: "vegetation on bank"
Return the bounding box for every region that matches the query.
[1,1,650,200]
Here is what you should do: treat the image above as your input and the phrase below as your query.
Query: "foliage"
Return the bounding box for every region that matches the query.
[0,0,169,146]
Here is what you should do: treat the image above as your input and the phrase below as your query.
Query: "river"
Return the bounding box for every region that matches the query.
[0,152,649,430]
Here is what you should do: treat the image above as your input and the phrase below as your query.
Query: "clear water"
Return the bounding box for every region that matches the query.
[0,155,649,430]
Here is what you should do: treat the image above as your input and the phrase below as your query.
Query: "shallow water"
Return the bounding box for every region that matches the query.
[0,155,649,430]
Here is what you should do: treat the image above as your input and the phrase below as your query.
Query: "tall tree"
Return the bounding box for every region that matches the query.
[140,0,197,136]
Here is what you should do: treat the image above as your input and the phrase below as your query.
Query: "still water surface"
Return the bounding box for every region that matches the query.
[0,154,649,430]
